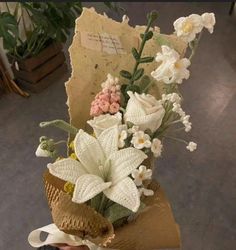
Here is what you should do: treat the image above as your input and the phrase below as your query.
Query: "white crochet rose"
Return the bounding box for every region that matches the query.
[87,112,122,137]
[124,91,165,132]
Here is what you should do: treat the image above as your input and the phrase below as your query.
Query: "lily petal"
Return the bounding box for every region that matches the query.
[72,174,111,203]
[108,147,147,184]
[98,126,118,158]
[74,130,105,176]
[47,158,86,184]
[103,177,140,212]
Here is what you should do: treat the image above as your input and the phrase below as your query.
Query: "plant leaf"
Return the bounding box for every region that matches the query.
[131,47,139,60]
[145,30,153,40]
[104,202,133,224]
[138,56,154,63]
[120,70,132,79]
[0,12,18,50]
[125,84,141,94]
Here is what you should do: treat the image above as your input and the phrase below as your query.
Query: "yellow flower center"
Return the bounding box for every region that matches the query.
[174,61,181,69]
[64,182,75,195]
[69,140,75,150]
[139,173,144,179]
[70,153,77,160]
[182,21,193,33]
[138,138,145,144]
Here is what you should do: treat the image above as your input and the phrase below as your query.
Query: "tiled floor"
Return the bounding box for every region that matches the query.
[0,2,235,250]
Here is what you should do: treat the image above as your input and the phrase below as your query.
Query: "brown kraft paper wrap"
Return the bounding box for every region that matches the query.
[44,171,180,249]
[60,7,185,249]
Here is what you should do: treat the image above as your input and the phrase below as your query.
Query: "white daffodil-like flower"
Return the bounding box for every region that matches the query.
[131,131,151,149]
[151,138,163,158]
[87,112,122,137]
[186,141,197,152]
[151,46,191,84]
[139,187,154,197]
[131,165,152,186]
[173,14,203,42]
[201,13,216,34]
[124,91,165,132]
[48,126,147,212]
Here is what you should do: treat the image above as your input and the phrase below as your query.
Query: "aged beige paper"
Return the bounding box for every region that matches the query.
[65,7,186,130]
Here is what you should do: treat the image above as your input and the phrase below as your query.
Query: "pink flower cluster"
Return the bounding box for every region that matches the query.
[90,85,121,117]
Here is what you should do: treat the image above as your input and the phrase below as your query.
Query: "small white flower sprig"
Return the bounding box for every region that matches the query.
[132,165,154,197]
[148,13,216,151]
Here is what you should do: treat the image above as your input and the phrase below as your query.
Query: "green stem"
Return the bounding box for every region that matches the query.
[171,127,185,132]
[142,80,154,93]
[98,194,108,215]
[40,120,79,135]
[32,34,48,56]
[189,30,203,61]
[129,17,154,85]
[54,140,67,145]
[5,2,11,13]
[165,119,182,126]
[163,135,188,144]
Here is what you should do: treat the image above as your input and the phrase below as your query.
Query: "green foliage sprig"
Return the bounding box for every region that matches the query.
[119,11,158,102]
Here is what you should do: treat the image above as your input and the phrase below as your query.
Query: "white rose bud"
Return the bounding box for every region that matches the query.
[87,112,122,137]
[35,145,51,157]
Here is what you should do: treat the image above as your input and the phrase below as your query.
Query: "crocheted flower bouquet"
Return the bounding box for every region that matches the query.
[28,8,215,250]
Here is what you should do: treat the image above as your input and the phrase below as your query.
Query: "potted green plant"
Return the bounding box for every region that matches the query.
[0,2,82,92]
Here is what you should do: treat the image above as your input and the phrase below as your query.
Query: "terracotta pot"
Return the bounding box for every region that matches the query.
[7,43,67,93]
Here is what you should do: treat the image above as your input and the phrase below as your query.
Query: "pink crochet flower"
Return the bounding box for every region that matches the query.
[109,102,120,114]
[90,75,121,117]
[99,100,110,112]
[90,104,103,116]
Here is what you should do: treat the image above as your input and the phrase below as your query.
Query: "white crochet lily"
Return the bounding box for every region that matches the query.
[47,126,147,212]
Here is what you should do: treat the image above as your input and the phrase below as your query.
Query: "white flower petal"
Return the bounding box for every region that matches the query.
[98,126,118,158]
[108,147,147,184]
[131,169,139,179]
[35,146,51,157]
[47,158,86,184]
[74,130,105,176]
[125,91,165,132]
[103,177,140,212]
[87,113,122,137]
[72,174,111,203]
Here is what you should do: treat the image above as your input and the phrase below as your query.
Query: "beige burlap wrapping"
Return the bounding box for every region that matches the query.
[44,170,180,249]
